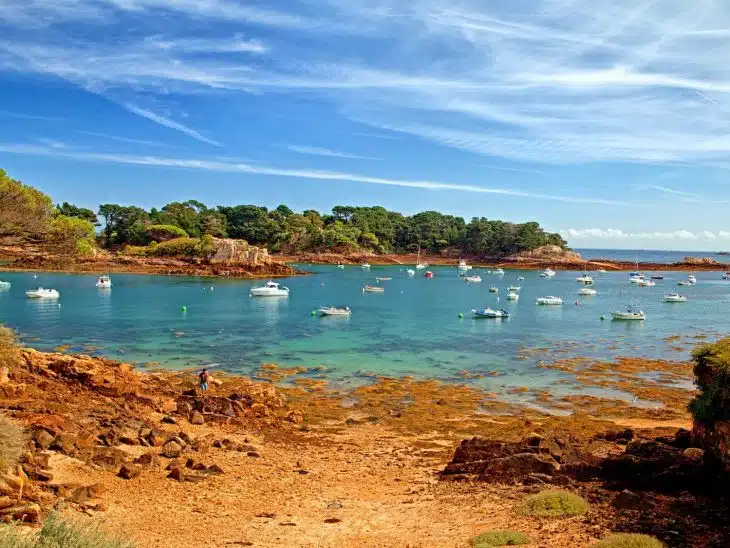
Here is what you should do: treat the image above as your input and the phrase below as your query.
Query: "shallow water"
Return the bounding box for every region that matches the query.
[1,266,728,398]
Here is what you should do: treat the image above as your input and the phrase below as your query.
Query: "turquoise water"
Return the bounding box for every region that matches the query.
[0,266,728,399]
[577,248,730,264]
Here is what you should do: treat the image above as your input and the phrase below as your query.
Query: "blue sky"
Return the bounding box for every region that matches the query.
[2,0,730,250]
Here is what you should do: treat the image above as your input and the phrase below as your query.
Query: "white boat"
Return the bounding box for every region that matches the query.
[250,280,290,297]
[576,274,594,284]
[507,285,521,292]
[488,286,499,293]
[319,306,351,316]
[629,261,644,283]
[95,276,112,289]
[472,307,510,318]
[337,264,345,270]
[597,269,607,273]
[458,259,472,272]
[637,279,656,287]
[540,268,556,278]
[375,277,392,282]
[722,272,730,280]
[506,291,519,301]
[578,288,597,296]
[361,263,371,270]
[611,304,645,321]
[26,288,60,299]
[664,293,687,303]
[415,247,428,270]
[536,296,563,305]
[406,269,415,277]
[493,268,505,276]
[517,276,525,282]
[688,274,697,284]
[678,280,692,286]
[464,275,482,283]
[0,281,10,290]
[363,285,384,293]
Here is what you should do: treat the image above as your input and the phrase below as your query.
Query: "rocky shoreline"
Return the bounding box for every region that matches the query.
[1,346,729,546]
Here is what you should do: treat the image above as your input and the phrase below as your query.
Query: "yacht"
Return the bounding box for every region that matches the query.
[629,272,645,283]
[536,296,563,305]
[722,272,730,280]
[611,304,645,321]
[517,276,525,282]
[688,274,697,284]
[540,268,556,278]
[319,306,352,316]
[579,287,597,296]
[464,275,482,283]
[95,276,112,289]
[507,285,521,292]
[337,264,345,270]
[26,288,60,299]
[472,307,510,318]
[493,268,505,276]
[458,259,472,272]
[664,293,687,303]
[597,268,607,273]
[576,274,594,284]
[250,281,290,297]
[506,291,519,301]
[375,277,392,282]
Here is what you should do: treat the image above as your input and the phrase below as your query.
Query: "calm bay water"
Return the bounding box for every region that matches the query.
[1,266,728,401]
[577,248,730,264]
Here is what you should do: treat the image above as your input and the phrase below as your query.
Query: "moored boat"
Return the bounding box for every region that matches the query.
[464,275,482,283]
[337,264,345,270]
[0,281,10,290]
[506,291,519,301]
[540,268,556,278]
[415,247,428,270]
[424,271,434,279]
[458,259,472,272]
[611,304,645,321]
[507,285,521,292]
[576,274,593,284]
[375,277,392,282]
[578,288,597,296]
[95,275,112,289]
[363,285,384,293]
[472,307,510,318]
[26,288,60,299]
[250,281,290,297]
[361,263,371,270]
[319,306,352,316]
[493,268,505,276]
[688,274,697,284]
[663,293,687,303]
[536,296,563,305]
[517,276,525,282]
[488,286,498,293]
[637,279,656,287]
[406,269,415,277]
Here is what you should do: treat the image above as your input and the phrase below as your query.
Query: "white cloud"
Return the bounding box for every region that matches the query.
[560,228,730,241]
[121,104,221,146]
[286,144,380,160]
[0,142,625,204]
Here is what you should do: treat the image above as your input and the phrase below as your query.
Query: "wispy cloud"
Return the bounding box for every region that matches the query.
[0,109,59,121]
[286,144,380,160]
[121,104,221,146]
[0,142,626,204]
[637,184,700,198]
[76,130,172,148]
[560,228,728,241]
[143,35,269,55]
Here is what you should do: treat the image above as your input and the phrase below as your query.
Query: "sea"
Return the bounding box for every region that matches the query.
[1,261,728,405]
[576,248,730,264]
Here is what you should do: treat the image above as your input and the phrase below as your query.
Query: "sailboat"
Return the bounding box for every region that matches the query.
[415,246,428,270]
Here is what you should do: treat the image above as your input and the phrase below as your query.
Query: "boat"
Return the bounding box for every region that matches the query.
[578,288,597,296]
[488,286,499,293]
[664,293,687,303]
[536,296,563,305]
[464,275,482,283]
[25,288,60,299]
[678,280,692,286]
[415,247,428,270]
[517,276,525,282]
[458,259,472,272]
[250,281,290,297]
[424,271,434,279]
[540,268,556,278]
[629,261,644,283]
[363,285,384,293]
[650,275,664,280]
[722,272,730,280]
[611,303,645,321]
[361,263,371,270]
[406,269,415,277]
[337,264,345,270]
[0,281,10,290]
[95,275,112,289]
[318,306,352,316]
[576,274,594,284]
[506,291,519,301]
[637,279,656,287]
[688,274,697,284]
[375,277,392,282]
[472,307,510,318]
[597,269,607,273]
[507,285,521,292]
[493,268,505,276]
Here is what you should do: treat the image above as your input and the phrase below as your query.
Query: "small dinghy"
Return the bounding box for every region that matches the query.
[472,307,510,318]
[26,288,60,299]
[337,264,345,270]
[424,271,434,279]
[363,285,384,293]
[95,275,112,289]
[517,276,525,282]
[488,286,499,293]
[650,275,664,280]
[319,306,352,316]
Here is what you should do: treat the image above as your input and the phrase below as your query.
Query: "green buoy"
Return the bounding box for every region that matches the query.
[181,305,187,313]
[311,310,317,316]
[600,315,605,320]
[458,313,464,318]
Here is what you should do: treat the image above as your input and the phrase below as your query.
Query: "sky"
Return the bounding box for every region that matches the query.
[2,1,730,250]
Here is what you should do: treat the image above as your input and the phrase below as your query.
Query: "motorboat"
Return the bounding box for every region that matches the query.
[540,268,556,278]
[597,269,607,273]
[319,306,352,316]
[722,272,730,280]
[472,307,510,318]
[415,247,428,270]
[678,280,693,286]
[363,285,384,293]
[664,293,687,303]
[424,271,434,279]
[536,296,563,305]
[361,263,371,270]
[611,304,645,321]
[406,269,415,277]
[250,281,290,297]
[464,275,482,283]
[629,273,645,283]
[488,286,499,293]
[507,285,521,292]
[337,264,345,270]
[517,276,525,282]
[375,277,392,282]
[493,268,505,276]
[579,288,597,296]
[95,276,112,289]
[576,274,594,284]
[688,274,697,284]
[637,279,656,287]
[506,291,519,301]
[0,281,10,290]
[650,275,664,280]
[26,288,60,299]
[458,259,472,272]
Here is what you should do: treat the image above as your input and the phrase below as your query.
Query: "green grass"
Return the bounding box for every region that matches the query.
[0,414,26,470]
[518,490,589,518]
[0,513,134,548]
[471,530,530,547]
[594,533,665,548]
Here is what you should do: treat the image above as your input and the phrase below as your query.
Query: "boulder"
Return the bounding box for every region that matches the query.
[91,447,131,471]
[147,429,166,447]
[479,453,560,482]
[135,452,160,468]
[0,497,13,510]
[681,448,706,463]
[167,466,185,482]
[613,489,642,510]
[161,441,182,459]
[118,463,142,480]
[33,429,55,450]
[190,412,205,425]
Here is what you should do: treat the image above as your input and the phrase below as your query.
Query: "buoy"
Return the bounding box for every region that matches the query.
[311,310,317,316]
[600,315,605,320]
[458,313,464,318]
[181,305,187,313]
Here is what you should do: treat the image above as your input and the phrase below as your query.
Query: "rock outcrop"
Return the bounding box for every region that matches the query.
[210,238,270,266]
[681,256,721,266]
[506,245,582,264]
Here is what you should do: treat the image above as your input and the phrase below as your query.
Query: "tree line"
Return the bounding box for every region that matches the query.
[0,168,567,258]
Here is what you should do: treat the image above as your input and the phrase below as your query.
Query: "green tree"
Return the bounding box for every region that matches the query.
[218,205,281,245]
[49,215,96,253]
[0,169,55,238]
[147,224,189,242]
[57,202,99,226]
[98,204,149,246]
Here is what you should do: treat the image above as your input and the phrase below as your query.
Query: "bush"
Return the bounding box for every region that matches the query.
[594,533,665,548]
[120,245,149,257]
[518,490,589,518]
[75,238,96,257]
[471,530,530,547]
[149,237,200,257]
[0,414,26,471]
[0,512,134,547]
[0,325,20,372]
[146,224,189,243]
[688,338,730,422]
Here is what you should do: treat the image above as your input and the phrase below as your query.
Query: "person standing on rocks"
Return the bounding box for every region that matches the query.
[198,368,209,394]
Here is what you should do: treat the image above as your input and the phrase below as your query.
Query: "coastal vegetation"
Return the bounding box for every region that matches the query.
[0,168,565,258]
[471,530,530,547]
[517,490,589,517]
[593,534,665,548]
[0,513,134,548]
[688,337,730,422]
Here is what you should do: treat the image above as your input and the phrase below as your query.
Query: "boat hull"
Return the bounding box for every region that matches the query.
[250,289,289,297]
[611,312,645,320]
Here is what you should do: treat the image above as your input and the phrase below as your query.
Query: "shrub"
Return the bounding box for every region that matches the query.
[150,237,200,257]
[518,490,589,518]
[75,238,96,257]
[146,224,189,243]
[0,512,135,547]
[688,338,730,422]
[0,325,20,372]
[0,414,26,471]
[594,533,665,548]
[50,215,95,245]
[471,530,530,547]
[194,234,216,260]
[120,245,149,257]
